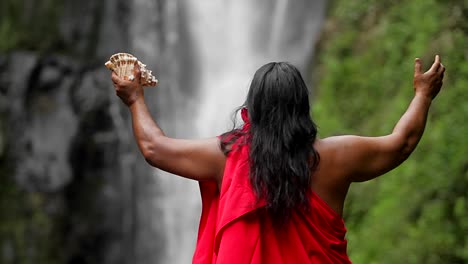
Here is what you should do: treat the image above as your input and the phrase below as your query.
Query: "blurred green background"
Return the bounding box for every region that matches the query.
[313,0,468,263]
[1,0,467,263]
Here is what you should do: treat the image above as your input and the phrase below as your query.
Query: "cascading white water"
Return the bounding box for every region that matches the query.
[190,0,327,138]
[130,0,326,263]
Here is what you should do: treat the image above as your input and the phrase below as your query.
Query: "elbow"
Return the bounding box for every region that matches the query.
[398,137,419,162]
[392,133,419,162]
[144,155,156,167]
[140,143,159,167]
[139,135,173,168]
[398,149,411,164]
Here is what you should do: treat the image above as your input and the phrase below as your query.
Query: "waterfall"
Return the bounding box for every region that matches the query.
[129,0,326,263]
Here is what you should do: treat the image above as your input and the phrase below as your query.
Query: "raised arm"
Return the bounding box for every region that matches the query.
[111,65,225,183]
[323,55,445,182]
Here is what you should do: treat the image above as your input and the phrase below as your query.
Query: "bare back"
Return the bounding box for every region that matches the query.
[310,139,352,216]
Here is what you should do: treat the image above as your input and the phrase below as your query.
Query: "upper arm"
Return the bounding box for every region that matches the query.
[322,133,410,182]
[142,136,226,182]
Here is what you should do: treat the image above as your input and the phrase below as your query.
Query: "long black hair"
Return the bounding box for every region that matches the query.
[220,62,320,223]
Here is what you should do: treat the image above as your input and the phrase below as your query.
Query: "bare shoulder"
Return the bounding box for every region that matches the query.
[311,134,394,215]
[312,137,352,184]
[313,136,355,167]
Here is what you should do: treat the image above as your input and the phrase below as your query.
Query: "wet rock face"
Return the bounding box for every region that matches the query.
[0,52,136,263]
[59,0,132,59]
[0,0,166,262]
[11,55,75,191]
[3,53,109,192]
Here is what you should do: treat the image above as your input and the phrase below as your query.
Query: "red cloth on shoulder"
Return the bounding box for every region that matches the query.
[193,111,351,264]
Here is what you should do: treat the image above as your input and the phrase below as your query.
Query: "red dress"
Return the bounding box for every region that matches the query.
[193,111,351,263]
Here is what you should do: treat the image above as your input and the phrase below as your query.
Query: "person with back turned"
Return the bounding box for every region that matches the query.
[111,55,445,263]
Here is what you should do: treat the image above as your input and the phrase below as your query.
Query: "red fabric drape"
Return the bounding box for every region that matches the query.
[193,111,351,263]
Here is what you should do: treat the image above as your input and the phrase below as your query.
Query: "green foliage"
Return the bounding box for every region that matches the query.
[313,0,468,262]
[0,0,63,52]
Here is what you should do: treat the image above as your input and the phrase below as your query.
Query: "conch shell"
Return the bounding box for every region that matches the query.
[105,53,158,86]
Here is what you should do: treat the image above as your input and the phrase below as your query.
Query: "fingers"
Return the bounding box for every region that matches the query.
[111,71,136,86]
[133,61,141,81]
[111,71,121,83]
[414,58,422,75]
[438,63,445,84]
[428,55,441,72]
[436,56,445,78]
[438,62,446,73]
[436,59,445,89]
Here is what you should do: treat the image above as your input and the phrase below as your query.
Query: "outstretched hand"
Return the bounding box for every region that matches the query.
[413,55,445,100]
[111,62,144,106]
